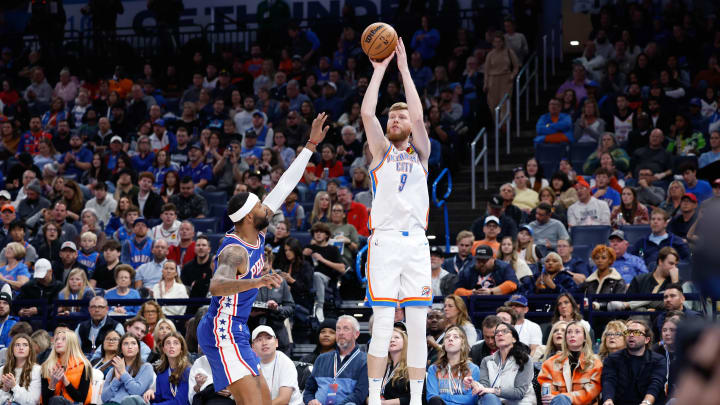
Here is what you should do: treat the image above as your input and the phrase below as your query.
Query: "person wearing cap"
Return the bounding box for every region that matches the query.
[314,81,344,121]
[16,179,50,220]
[0,292,18,349]
[471,215,502,255]
[668,193,699,240]
[430,246,450,297]
[179,143,212,189]
[567,176,611,227]
[121,217,154,269]
[0,205,17,247]
[251,326,303,405]
[605,230,648,285]
[241,128,264,160]
[505,295,543,355]
[149,118,178,154]
[52,241,88,284]
[529,202,569,250]
[15,258,63,318]
[455,245,518,296]
[246,110,273,148]
[0,220,38,267]
[470,195,519,244]
[630,209,690,271]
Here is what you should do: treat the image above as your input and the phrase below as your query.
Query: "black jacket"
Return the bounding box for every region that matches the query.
[470,340,494,366]
[133,191,164,219]
[14,279,63,314]
[77,316,121,353]
[602,349,667,405]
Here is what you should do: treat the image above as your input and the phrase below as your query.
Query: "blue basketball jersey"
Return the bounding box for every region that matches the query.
[207,231,266,323]
[128,238,153,269]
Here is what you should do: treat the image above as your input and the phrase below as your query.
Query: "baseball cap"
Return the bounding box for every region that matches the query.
[474,245,493,260]
[244,130,258,138]
[584,80,600,88]
[689,98,701,107]
[110,135,123,144]
[153,118,165,127]
[248,170,263,179]
[1,205,14,214]
[189,142,203,151]
[27,180,42,194]
[393,321,407,332]
[292,54,302,61]
[325,82,337,90]
[484,215,500,226]
[251,325,276,341]
[519,224,533,236]
[0,292,11,304]
[489,194,504,209]
[682,192,698,203]
[575,176,591,189]
[0,191,10,200]
[609,230,626,241]
[134,217,148,227]
[252,111,264,118]
[430,245,444,257]
[33,259,52,279]
[60,241,77,251]
[505,294,528,307]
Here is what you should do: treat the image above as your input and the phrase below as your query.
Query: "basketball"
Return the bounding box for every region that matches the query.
[361,22,398,61]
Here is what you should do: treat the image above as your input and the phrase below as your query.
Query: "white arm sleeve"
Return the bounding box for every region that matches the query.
[263,147,313,213]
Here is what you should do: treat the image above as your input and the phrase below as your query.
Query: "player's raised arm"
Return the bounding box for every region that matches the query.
[209,245,281,296]
[361,53,394,158]
[396,37,430,163]
[262,113,330,214]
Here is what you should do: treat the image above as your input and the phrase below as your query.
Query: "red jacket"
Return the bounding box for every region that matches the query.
[167,241,196,267]
[346,201,369,237]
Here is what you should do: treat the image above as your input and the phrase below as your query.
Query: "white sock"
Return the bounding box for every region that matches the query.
[368,378,382,405]
[410,379,424,405]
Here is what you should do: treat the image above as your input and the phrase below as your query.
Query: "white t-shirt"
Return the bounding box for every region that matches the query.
[515,319,543,346]
[567,197,611,226]
[258,352,303,405]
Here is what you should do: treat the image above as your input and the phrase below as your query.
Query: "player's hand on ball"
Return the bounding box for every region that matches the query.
[395,37,408,72]
[259,273,283,289]
[309,112,330,145]
[370,51,395,70]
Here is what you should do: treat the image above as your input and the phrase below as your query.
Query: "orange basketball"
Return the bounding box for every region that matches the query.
[361,22,398,61]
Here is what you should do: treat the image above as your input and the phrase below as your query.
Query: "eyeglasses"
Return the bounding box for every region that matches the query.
[495,329,511,336]
[624,330,646,337]
[89,305,107,309]
[605,332,624,338]
[106,338,120,342]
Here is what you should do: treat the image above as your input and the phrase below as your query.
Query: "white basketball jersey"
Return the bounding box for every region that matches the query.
[369,143,429,232]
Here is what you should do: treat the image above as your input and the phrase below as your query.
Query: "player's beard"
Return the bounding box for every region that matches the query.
[387,127,410,142]
[253,214,270,231]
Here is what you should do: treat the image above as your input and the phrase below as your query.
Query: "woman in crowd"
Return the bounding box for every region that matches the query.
[426,326,480,405]
[534,252,577,294]
[277,237,314,313]
[82,152,112,187]
[34,222,61,263]
[313,143,344,180]
[57,268,95,317]
[598,320,627,360]
[538,321,602,405]
[100,334,155,405]
[91,330,121,376]
[61,180,85,222]
[497,236,534,296]
[146,332,191,405]
[350,167,370,195]
[611,187,650,227]
[530,187,567,226]
[41,97,68,131]
[379,327,411,404]
[659,180,685,217]
[511,169,539,213]
[0,334,41,405]
[309,191,331,225]
[151,150,179,191]
[560,90,578,117]
[151,261,188,317]
[522,158,548,192]
[104,197,131,237]
[468,322,534,405]
[535,321,568,363]
[299,319,337,366]
[40,330,93,405]
[573,99,605,144]
[337,102,364,141]
[0,242,30,292]
[517,225,543,270]
[34,138,60,169]
[549,173,577,209]
[550,294,590,333]
[104,265,142,316]
[49,177,66,204]
[483,33,519,116]
[580,245,627,304]
[271,131,296,169]
[444,295,478,345]
[583,132,630,175]
[160,171,180,204]
[147,319,177,365]
[138,301,166,350]
[78,208,107,248]
[652,316,680,395]
[328,202,359,267]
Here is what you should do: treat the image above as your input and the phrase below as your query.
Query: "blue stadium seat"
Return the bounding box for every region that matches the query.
[200,190,228,204]
[678,261,692,281]
[209,204,226,220]
[535,144,569,177]
[572,244,592,263]
[205,233,225,252]
[619,225,651,247]
[570,225,612,249]
[190,218,219,234]
[147,218,162,228]
[570,143,596,173]
[290,231,312,247]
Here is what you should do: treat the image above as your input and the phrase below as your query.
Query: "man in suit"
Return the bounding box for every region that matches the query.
[133,171,163,219]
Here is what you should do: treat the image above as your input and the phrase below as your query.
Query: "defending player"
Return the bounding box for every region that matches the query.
[360,37,431,405]
[197,113,330,405]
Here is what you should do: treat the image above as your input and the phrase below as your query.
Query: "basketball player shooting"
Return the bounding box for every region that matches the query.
[196,113,330,405]
[361,37,431,405]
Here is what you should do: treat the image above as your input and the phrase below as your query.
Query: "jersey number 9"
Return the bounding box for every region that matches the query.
[398,173,408,192]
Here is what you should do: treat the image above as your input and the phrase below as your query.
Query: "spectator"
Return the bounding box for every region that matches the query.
[557,62,589,101]
[567,177,611,227]
[524,158,549,192]
[555,238,588,284]
[105,265,141,316]
[442,295,478,346]
[280,189,304,231]
[337,187,368,237]
[666,114,704,157]
[658,180,684,217]
[303,316,368,405]
[121,217,153,269]
[601,319,666,405]
[535,99,573,144]
[426,308,448,367]
[91,240,121,290]
[150,332,192,405]
[299,319,337,366]
[537,321,568,363]
[612,186,650,227]
[483,32,519,117]
[630,129,672,179]
[426,325,480,405]
[305,222,344,321]
[179,145,212,190]
[471,215,501,256]
[0,332,42,405]
[276,237,314,312]
[0,242,31,291]
[135,239,169,290]
[698,130,720,169]
[511,169,539,213]
[633,168,665,208]
[574,99,606,144]
[503,18,528,62]
[497,236,534,296]
[581,244,627,304]
[150,203,181,247]
[668,193,698,240]
[39,330,93,405]
[166,221,195,267]
[15,259,62,319]
[534,252,578,294]
[85,182,117,227]
[100,333,155,405]
[604,230,647,285]
[56,268,95,317]
[408,51,433,93]
[651,316,679,396]
[17,180,50,221]
[529,202,569,250]
[411,16,440,61]
[430,246,451,297]
[630,210,690,270]
[151,260,188,317]
[92,330,121,377]
[149,120,177,154]
[592,167,621,210]
[604,94,636,146]
[24,68,52,106]
[471,195,519,243]
[598,321,627,360]
[469,315,501,366]
[505,295,543,355]
[313,83,344,121]
[550,293,590,332]
[538,320,603,405]
[251,326,303,405]
[179,236,212,312]
[124,317,151,361]
[138,301,164,350]
[133,172,163,219]
[443,230,475,275]
[308,191,331,226]
[679,163,712,203]
[620,247,681,312]
[654,284,701,333]
[455,245,519,297]
[516,225,543,270]
[170,177,208,219]
[584,133,631,177]
[75,295,125,354]
[18,117,52,156]
[0,293,18,350]
[146,319,175,364]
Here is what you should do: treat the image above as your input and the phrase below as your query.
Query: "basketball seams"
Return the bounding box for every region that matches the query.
[362,22,397,60]
[368,26,388,59]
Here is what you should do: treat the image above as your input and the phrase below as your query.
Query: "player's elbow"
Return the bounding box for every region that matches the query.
[208,280,221,296]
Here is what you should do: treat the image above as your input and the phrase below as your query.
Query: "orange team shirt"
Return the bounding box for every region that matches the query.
[471,240,500,257]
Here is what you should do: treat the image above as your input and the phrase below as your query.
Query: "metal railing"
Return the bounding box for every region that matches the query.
[515,51,540,138]
[432,168,453,252]
[470,127,489,210]
[494,92,511,169]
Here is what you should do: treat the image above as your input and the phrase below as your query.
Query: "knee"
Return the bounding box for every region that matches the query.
[550,394,571,405]
[479,393,502,405]
[428,396,446,405]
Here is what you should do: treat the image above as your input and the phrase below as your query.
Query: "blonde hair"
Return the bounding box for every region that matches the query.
[41,330,92,380]
[162,260,181,283]
[153,319,177,345]
[542,321,568,361]
[6,242,26,260]
[59,268,95,300]
[31,330,50,354]
[80,231,97,243]
[310,191,332,224]
[389,102,408,112]
[556,321,598,371]
[388,328,409,385]
[598,320,628,359]
[456,230,474,243]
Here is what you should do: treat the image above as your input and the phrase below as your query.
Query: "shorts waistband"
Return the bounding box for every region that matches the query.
[371,229,427,237]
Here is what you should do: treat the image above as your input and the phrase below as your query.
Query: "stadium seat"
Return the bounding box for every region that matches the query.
[209,204,226,220]
[570,143,596,173]
[200,190,228,204]
[147,218,162,228]
[189,218,219,234]
[678,261,692,281]
[205,233,225,252]
[535,144,569,177]
[290,231,312,247]
[619,225,651,247]
[570,225,612,249]
[572,244,593,263]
